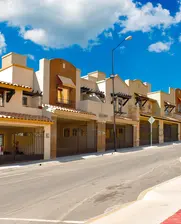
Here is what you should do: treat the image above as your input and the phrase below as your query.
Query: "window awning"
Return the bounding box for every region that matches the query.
[178,97,181,102]
[57,75,76,89]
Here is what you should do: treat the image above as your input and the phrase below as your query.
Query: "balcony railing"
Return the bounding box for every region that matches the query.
[57,99,75,108]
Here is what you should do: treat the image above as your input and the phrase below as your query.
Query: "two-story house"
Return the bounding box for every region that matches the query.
[36,58,98,158]
[0,52,52,165]
[79,72,138,152]
[148,88,180,143]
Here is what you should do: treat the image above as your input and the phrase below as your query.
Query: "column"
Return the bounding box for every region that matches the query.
[178,123,181,141]
[44,125,51,160]
[87,121,96,150]
[133,123,140,147]
[97,122,106,152]
[159,120,164,144]
[51,116,57,159]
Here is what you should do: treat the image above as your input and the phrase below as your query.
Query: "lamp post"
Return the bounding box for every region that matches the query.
[110,35,132,152]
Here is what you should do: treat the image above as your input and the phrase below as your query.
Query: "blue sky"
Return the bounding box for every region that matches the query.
[0,0,181,92]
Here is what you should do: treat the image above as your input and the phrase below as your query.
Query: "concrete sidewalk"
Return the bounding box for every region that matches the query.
[0,141,181,172]
[86,175,181,224]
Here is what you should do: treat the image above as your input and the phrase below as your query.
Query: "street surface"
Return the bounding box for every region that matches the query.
[0,144,181,224]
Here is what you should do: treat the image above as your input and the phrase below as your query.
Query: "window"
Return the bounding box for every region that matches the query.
[63,63,66,69]
[63,128,70,137]
[57,88,69,104]
[0,93,4,107]
[72,128,78,136]
[0,134,4,146]
[22,96,28,106]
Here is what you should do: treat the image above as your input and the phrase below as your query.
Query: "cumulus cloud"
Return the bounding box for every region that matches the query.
[0,32,6,55]
[0,0,180,49]
[148,40,173,53]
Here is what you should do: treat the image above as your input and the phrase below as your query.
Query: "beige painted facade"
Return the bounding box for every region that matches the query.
[0,51,180,163]
[0,52,52,163]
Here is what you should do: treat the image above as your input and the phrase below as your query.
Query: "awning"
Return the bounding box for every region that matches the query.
[57,75,76,88]
[178,97,181,102]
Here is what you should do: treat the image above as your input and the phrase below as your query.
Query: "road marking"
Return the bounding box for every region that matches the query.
[0,218,60,223]
[62,221,85,223]
[0,172,26,179]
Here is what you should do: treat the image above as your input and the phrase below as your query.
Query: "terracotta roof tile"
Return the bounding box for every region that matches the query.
[0,81,32,90]
[0,111,52,123]
[43,104,96,116]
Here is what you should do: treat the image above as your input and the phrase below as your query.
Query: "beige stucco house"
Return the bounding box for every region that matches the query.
[0,52,52,165]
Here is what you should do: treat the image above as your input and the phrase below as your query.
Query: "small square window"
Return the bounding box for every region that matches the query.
[22,96,28,106]
[63,128,70,137]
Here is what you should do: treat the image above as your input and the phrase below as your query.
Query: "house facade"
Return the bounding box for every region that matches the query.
[0,52,52,165]
[0,52,180,164]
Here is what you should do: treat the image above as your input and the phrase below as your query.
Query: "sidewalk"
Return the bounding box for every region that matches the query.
[0,141,180,172]
[86,176,181,224]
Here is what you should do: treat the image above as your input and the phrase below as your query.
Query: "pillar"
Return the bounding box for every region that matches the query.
[133,123,140,147]
[97,122,106,152]
[51,116,57,159]
[44,125,51,160]
[178,123,181,141]
[159,120,164,144]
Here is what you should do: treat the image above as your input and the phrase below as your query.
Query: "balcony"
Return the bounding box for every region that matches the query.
[78,100,112,120]
[57,99,75,108]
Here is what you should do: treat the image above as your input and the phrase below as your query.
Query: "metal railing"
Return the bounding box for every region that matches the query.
[57,99,75,108]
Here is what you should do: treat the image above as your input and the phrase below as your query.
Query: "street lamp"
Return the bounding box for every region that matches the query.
[110,35,132,152]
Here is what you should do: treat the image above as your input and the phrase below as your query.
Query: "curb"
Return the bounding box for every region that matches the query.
[86,174,181,223]
[0,141,181,172]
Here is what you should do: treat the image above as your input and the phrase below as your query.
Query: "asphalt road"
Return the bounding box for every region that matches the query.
[0,144,181,224]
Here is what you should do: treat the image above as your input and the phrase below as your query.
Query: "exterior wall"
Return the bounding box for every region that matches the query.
[148,88,175,117]
[50,116,57,159]
[87,71,106,82]
[44,125,51,160]
[0,90,42,116]
[0,67,13,83]
[78,100,112,122]
[39,59,50,104]
[12,66,34,87]
[49,59,77,107]
[125,79,151,119]
[175,88,181,114]
[0,66,34,87]
[97,122,106,152]
[159,120,164,143]
[2,52,27,68]
[80,78,97,90]
[76,69,81,108]
[106,76,129,115]
[148,92,161,117]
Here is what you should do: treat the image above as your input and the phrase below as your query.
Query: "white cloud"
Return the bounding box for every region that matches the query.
[26,54,35,60]
[148,40,173,53]
[120,2,174,34]
[0,32,6,55]
[104,31,113,39]
[0,0,180,49]
[178,34,181,42]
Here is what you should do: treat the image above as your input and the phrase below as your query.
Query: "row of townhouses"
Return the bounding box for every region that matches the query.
[0,52,180,164]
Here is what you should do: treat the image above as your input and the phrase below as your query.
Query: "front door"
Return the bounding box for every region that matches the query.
[117,126,125,149]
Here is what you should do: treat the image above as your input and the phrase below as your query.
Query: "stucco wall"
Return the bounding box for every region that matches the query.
[0,67,13,83]
[0,90,42,116]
